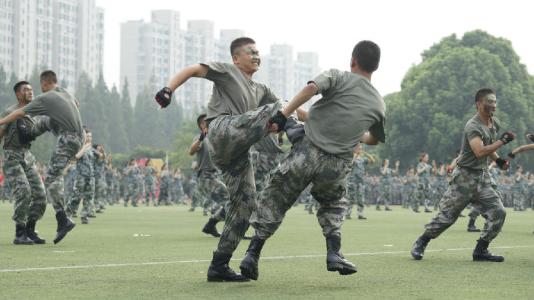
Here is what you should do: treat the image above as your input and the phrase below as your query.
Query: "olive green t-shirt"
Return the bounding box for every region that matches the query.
[457,114,500,170]
[304,69,386,160]
[202,62,280,120]
[22,87,84,139]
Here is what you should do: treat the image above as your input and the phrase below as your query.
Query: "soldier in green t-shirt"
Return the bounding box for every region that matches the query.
[411,88,515,263]
[240,41,386,280]
[0,71,84,244]
[155,37,283,282]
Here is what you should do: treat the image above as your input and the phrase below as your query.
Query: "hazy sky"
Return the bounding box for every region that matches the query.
[96,0,534,96]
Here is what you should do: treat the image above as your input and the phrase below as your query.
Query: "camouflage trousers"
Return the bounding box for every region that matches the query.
[158,181,171,205]
[207,102,281,255]
[254,151,280,194]
[412,183,432,211]
[198,170,230,213]
[94,176,107,209]
[3,149,46,224]
[67,176,95,218]
[124,181,139,206]
[346,180,365,218]
[251,136,351,240]
[512,191,525,211]
[423,168,506,242]
[377,183,392,209]
[144,181,156,203]
[46,133,82,213]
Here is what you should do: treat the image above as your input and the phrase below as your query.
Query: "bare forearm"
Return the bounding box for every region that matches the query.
[282,83,318,117]
[512,144,534,154]
[296,108,308,122]
[0,109,26,126]
[188,140,201,156]
[167,64,208,91]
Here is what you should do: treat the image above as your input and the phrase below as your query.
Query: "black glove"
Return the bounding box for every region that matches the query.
[17,118,37,145]
[507,152,516,159]
[268,111,287,133]
[495,158,510,170]
[499,131,516,145]
[199,131,206,142]
[155,87,172,108]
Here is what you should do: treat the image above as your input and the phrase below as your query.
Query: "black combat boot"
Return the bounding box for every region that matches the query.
[13,223,34,245]
[207,251,250,282]
[26,219,46,244]
[411,234,431,260]
[202,218,221,237]
[472,239,504,262]
[467,218,481,232]
[239,237,266,280]
[54,211,76,244]
[325,235,357,275]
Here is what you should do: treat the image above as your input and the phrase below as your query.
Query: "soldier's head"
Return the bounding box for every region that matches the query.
[40,70,58,93]
[475,88,496,117]
[13,81,33,104]
[419,152,429,163]
[197,113,207,131]
[351,41,380,76]
[231,37,260,75]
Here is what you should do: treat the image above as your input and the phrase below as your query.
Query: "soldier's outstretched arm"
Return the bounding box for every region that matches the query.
[167,64,209,92]
[282,83,319,117]
[0,108,26,126]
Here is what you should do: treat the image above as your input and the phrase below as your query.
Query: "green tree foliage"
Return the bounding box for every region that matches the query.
[380,30,534,169]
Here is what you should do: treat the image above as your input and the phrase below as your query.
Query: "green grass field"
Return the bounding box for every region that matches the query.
[0,202,533,300]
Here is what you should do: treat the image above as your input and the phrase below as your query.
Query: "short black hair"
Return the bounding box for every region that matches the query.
[40,70,58,84]
[475,88,495,103]
[197,113,207,128]
[352,41,380,73]
[13,81,30,93]
[230,37,256,56]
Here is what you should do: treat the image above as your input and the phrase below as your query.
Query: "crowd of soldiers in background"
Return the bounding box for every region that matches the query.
[1,149,533,222]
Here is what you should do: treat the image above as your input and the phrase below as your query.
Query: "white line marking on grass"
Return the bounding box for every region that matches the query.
[1,245,533,273]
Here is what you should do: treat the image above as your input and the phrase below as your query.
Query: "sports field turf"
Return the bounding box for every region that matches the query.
[0,202,533,299]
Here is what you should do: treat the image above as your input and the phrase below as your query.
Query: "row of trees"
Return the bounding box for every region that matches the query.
[0,66,201,169]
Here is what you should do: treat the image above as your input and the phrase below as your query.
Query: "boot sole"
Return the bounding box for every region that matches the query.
[54,222,76,244]
[411,251,423,260]
[473,257,504,262]
[327,262,357,275]
[207,276,250,282]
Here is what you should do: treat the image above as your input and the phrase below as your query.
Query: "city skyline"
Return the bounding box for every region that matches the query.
[97,0,534,97]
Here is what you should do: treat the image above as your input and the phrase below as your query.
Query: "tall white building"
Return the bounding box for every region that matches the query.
[0,0,104,89]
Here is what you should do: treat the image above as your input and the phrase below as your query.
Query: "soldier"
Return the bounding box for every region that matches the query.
[189,114,230,237]
[64,161,78,215]
[0,81,49,244]
[144,159,157,206]
[93,144,107,213]
[240,41,385,280]
[156,37,285,282]
[123,159,140,207]
[411,88,514,262]
[414,153,433,213]
[377,159,398,211]
[0,71,85,244]
[346,145,375,220]
[105,158,115,205]
[253,134,284,194]
[66,128,95,224]
[157,164,172,206]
